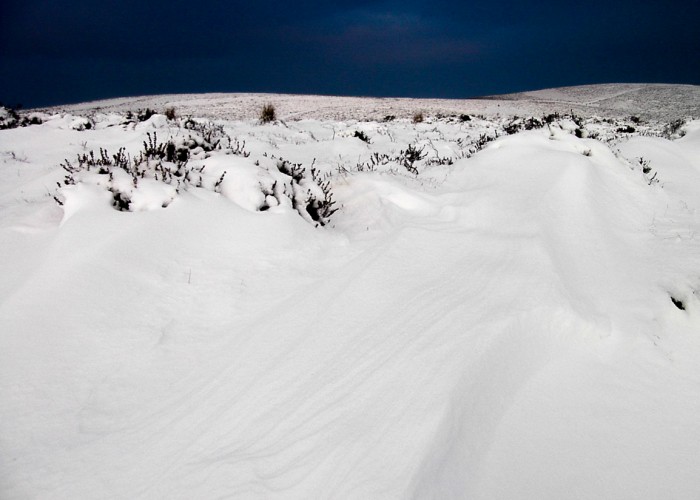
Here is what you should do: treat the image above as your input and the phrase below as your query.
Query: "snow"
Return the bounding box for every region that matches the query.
[37,83,700,123]
[1,86,700,498]
[491,83,700,121]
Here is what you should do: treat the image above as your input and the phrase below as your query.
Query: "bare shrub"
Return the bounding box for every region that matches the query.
[260,103,276,123]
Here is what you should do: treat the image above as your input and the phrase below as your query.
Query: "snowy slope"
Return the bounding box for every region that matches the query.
[1,95,700,499]
[491,83,700,122]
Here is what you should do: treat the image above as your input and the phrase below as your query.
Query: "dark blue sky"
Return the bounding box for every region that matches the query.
[1,0,698,108]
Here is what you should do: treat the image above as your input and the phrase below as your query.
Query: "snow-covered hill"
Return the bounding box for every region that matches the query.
[36,83,700,122]
[488,83,700,122]
[1,88,700,499]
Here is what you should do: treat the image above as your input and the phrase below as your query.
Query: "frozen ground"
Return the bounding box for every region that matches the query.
[2,85,700,499]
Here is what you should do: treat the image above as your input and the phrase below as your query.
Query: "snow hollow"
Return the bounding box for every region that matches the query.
[1,85,700,499]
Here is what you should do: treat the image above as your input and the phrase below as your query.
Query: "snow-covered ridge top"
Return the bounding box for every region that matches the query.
[36,84,699,123]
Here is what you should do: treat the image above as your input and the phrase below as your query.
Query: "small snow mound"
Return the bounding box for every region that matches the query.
[59,182,113,223]
[135,114,169,130]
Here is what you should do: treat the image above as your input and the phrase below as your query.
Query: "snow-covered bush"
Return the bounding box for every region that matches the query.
[664,119,686,139]
[400,144,427,175]
[268,159,338,226]
[0,105,43,129]
[58,133,196,211]
[182,118,250,157]
[119,108,159,126]
[503,116,544,135]
[0,106,20,129]
[70,116,95,131]
[54,127,339,225]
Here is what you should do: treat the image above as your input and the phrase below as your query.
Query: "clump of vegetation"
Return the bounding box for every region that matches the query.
[307,168,339,226]
[463,133,498,157]
[57,132,197,211]
[663,119,686,139]
[354,130,370,144]
[54,125,336,225]
[0,104,43,129]
[542,112,561,124]
[636,157,652,174]
[26,115,43,126]
[349,143,440,175]
[122,108,158,125]
[273,159,338,226]
[138,108,156,122]
[71,116,95,131]
[164,107,177,120]
[352,152,391,173]
[182,118,225,152]
[631,157,660,186]
[0,103,20,129]
[260,103,276,123]
[503,116,544,135]
[412,112,424,124]
[276,159,305,183]
[181,118,250,157]
[400,144,427,175]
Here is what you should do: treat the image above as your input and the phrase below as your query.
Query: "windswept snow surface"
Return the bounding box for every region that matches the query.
[1,96,700,499]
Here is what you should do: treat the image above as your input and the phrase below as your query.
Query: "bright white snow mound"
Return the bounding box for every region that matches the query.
[1,101,699,499]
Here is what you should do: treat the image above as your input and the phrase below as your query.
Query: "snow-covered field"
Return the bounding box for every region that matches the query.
[1,85,699,499]
[40,83,700,122]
